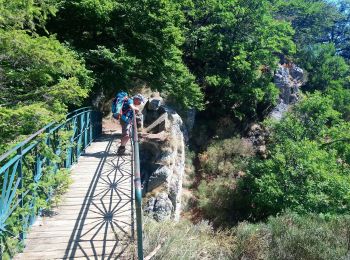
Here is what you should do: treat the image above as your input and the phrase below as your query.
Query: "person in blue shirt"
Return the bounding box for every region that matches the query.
[118,94,145,155]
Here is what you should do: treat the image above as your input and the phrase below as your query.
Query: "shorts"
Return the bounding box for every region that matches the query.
[121,120,131,136]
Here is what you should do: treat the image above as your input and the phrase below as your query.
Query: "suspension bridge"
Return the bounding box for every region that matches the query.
[0,108,144,259]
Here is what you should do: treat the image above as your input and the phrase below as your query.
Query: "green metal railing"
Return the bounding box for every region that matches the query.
[131,109,144,260]
[0,107,102,252]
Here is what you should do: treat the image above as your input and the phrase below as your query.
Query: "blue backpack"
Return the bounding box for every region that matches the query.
[112,91,128,119]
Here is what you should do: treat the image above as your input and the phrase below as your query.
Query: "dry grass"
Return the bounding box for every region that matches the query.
[143,217,234,260]
[143,213,350,260]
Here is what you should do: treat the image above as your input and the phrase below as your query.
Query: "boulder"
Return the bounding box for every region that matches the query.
[145,192,173,221]
[247,123,269,158]
[147,98,163,111]
[147,166,172,191]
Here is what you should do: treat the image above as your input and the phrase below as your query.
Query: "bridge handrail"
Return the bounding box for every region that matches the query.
[0,107,96,164]
[0,123,55,164]
[0,107,102,255]
[66,106,92,118]
[131,109,144,260]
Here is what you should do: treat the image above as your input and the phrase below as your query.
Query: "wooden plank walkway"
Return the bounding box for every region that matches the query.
[15,134,135,259]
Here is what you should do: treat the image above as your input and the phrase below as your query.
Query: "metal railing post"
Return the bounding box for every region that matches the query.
[88,111,92,146]
[132,110,144,260]
[17,147,24,241]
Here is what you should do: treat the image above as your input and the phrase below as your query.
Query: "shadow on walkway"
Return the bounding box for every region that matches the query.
[63,134,134,259]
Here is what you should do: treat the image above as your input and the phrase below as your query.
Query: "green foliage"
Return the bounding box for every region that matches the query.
[38,168,72,205]
[197,177,250,226]
[240,91,350,219]
[0,29,93,107]
[199,138,254,178]
[0,0,60,31]
[183,0,295,122]
[327,86,350,121]
[196,91,350,225]
[298,44,350,91]
[274,0,339,48]
[144,213,350,260]
[0,104,62,153]
[267,213,350,259]
[48,0,203,109]
[247,140,350,217]
[0,27,93,151]
[327,0,350,60]
[271,92,341,141]
[0,0,95,167]
[233,213,350,260]
[183,147,196,189]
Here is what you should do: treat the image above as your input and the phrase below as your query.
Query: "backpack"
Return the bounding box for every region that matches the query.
[112,91,128,120]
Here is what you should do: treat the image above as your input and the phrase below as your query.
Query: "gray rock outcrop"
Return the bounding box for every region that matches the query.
[147,97,163,111]
[247,123,269,158]
[144,192,174,221]
[248,63,305,157]
[270,63,305,120]
[141,100,186,221]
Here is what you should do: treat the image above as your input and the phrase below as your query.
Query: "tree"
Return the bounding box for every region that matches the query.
[0,1,95,152]
[247,140,350,218]
[328,0,350,59]
[47,0,203,109]
[183,0,295,123]
[273,0,339,48]
[298,43,349,92]
[241,91,350,219]
[0,0,60,31]
[0,29,93,109]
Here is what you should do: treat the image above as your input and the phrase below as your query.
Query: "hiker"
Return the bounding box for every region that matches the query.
[114,93,145,155]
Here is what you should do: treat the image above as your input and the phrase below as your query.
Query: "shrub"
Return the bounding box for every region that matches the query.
[197,137,255,225]
[199,138,254,178]
[241,91,350,220]
[232,222,270,260]
[267,213,350,260]
[327,87,350,121]
[246,140,350,218]
[183,147,196,189]
[197,177,251,226]
[298,43,349,92]
[143,213,350,260]
[143,217,234,259]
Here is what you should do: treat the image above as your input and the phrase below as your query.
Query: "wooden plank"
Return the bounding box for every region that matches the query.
[144,113,167,133]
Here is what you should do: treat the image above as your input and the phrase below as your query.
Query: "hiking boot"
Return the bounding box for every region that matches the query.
[117,146,126,155]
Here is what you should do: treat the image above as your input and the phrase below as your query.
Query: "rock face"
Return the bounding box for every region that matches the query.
[274,63,304,104]
[144,192,173,221]
[248,63,305,156]
[141,99,186,221]
[270,63,305,120]
[247,123,269,158]
[147,98,163,111]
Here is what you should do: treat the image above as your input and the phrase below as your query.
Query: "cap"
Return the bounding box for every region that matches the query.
[133,94,145,103]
